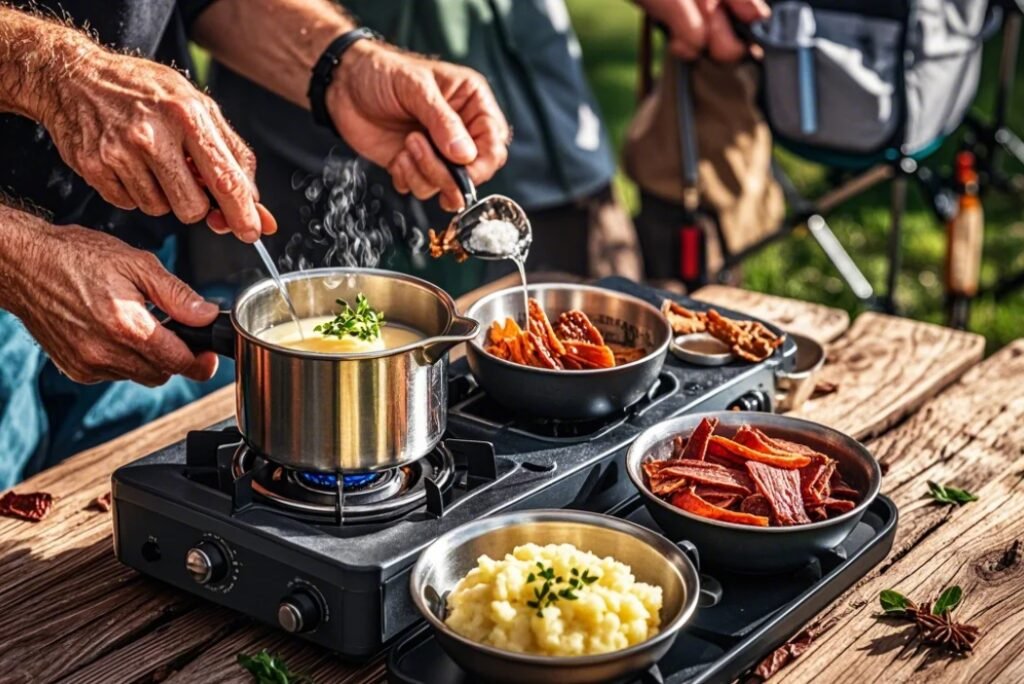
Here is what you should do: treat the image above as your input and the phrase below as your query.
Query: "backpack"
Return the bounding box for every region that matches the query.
[753,0,1001,162]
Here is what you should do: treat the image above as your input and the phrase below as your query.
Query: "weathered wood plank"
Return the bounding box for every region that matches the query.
[788,313,984,441]
[56,606,242,684]
[777,428,1024,681]
[690,284,850,343]
[770,341,1024,682]
[163,624,382,684]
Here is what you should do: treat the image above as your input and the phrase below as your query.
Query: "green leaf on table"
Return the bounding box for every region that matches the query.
[879,589,909,614]
[927,480,978,506]
[933,586,963,616]
[237,649,311,684]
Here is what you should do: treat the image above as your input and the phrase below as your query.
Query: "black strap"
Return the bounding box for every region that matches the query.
[307,27,380,137]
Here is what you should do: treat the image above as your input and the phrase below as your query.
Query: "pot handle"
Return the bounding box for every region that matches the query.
[163,311,237,359]
[417,315,481,366]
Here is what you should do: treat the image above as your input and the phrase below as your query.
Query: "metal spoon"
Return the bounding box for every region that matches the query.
[433,145,532,260]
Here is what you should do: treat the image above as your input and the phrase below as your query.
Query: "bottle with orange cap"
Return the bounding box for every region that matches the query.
[945,151,984,326]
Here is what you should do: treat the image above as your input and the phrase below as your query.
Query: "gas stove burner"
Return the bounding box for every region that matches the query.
[297,470,384,492]
[233,445,455,522]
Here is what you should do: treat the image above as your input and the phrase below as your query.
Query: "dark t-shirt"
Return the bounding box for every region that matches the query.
[0,1,213,248]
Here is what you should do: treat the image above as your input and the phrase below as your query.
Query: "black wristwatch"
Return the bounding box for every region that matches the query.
[307,27,380,137]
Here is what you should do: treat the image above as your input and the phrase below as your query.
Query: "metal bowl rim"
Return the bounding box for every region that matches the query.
[464,283,673,376]
[410,508,700,667]
[626,411,882,534]
[229,267,469,361]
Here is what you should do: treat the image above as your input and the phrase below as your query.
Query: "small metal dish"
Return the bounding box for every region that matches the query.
[774,332,826,411]
[410,509,701,684]
[669,333,734,366]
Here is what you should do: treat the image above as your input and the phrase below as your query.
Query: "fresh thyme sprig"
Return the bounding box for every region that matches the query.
[313,294,383,342]
[525,562,599,617]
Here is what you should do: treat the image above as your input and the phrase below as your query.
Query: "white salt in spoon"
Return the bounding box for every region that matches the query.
[432,143,532,260]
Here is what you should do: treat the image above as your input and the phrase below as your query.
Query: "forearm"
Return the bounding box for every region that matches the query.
[0,6,98,122]
[0,202,49,316]
[190,0,356,109]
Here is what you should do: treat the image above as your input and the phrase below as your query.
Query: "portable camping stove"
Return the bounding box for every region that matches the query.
[111,279,792,658]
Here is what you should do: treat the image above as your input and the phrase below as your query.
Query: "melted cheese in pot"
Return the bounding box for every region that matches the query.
[259,316,422,354]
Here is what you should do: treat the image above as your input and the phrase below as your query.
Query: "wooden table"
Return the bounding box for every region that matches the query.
[7,277,1024,684]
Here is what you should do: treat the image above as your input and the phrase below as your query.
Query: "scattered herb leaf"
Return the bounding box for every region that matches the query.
[927,480,978,506]
[933,586,963,616]
[237,649,311,684]
[880,589,909,615]
[313,294,383,342]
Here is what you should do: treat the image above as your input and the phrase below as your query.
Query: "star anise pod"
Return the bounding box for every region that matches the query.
[919,612,980,653]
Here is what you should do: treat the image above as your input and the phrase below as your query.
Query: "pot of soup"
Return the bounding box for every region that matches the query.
[165,268,479,473]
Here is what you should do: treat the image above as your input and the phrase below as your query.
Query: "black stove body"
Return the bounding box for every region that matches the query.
[112,279,793,658]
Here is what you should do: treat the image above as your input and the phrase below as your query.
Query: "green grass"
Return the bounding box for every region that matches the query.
[567,0,1024,353]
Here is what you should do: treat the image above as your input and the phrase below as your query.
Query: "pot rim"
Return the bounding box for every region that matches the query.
[626,411,883,534]
[231,267,471,361]
[410,509,700,669]
[465,283,673,376]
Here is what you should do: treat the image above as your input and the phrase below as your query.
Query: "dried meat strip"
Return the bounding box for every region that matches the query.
[555,310,605,345]
[661,299,706,335]
[709,436,812,469]
[740,493,774,519]
[670,488,770,527]
[829,470,860,500]
[693,488,742,509]
[0,491,54,522]
[799,458,837,505]
[746,461,811,525]
[656,459,754,494]
[681,417,719,461]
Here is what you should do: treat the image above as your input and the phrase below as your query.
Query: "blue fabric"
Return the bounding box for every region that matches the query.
[0,236,233,489]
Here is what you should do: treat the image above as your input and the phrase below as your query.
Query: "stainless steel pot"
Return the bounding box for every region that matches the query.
[167,268,479,472]
[626,411,882,573]
[410,509,701,684]
[464,284,672,419]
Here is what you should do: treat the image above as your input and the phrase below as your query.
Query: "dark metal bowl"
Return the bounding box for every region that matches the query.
[410,509,700,684]
[626,412,883,573]
[464,284,672,419]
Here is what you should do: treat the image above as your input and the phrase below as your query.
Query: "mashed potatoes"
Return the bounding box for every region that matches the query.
[444,543,663,656]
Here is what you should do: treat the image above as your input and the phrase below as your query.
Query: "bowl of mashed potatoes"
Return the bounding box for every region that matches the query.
[410,509,701,684]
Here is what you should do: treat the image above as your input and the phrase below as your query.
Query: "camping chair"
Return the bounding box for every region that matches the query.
[710,0,1006,325]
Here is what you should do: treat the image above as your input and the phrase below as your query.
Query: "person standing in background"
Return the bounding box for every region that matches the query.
[188,0,645,298]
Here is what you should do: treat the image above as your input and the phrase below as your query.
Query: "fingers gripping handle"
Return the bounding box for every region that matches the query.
[429,139,477,208]
[163,311,237,358]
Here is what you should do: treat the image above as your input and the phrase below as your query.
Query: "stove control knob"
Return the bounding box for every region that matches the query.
[185,541,228,585]
[278,590,322,633]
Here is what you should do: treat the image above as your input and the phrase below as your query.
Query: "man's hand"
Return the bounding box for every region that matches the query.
[0,209,220,387]
[327,42,511,212]
[41,47,274,242]
[639,0,770,61]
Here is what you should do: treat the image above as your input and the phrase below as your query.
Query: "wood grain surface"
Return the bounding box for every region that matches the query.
[690,284,851,343]
[775,341,1024,683]
[0,280,1010,684]
[788,312,985,440]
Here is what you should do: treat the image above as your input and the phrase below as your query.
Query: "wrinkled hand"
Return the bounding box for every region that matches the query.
[7,222,220,387]
[640,0,770,61]
[41,48,275,242]
[327,42,511,212]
